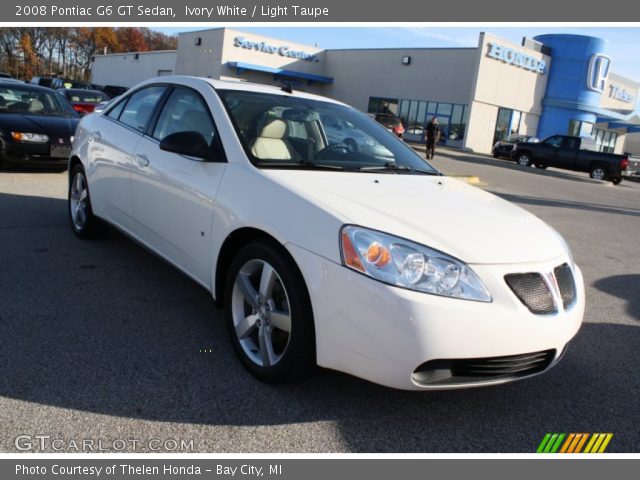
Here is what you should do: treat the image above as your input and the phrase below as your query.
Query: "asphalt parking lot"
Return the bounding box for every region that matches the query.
[1,150,639,453]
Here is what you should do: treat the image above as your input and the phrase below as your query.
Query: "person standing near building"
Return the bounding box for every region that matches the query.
[425,117,440,160]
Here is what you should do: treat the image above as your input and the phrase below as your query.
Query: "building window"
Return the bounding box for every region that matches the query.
[367,97,399,116]
[568,119,594,138]
[493,108,524,144]
[572,120,619,152]
[594,129,618,153]
[371,97,467,142]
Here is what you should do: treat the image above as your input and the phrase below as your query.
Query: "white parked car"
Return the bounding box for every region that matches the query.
[69,76,585,390]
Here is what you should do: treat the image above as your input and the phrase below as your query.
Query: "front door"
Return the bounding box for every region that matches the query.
[130,86,226,285]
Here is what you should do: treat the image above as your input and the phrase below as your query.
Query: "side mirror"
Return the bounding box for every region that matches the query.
[159,131,213,160]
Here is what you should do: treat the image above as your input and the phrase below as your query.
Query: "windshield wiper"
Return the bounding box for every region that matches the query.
[357,163,440,175]
[256,160,345,170]
[299,160,345,170]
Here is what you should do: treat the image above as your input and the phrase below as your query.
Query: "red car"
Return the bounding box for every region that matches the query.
[58,89,111,115]
[375,113,405,138]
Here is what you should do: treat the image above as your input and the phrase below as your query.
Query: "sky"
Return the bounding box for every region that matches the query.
[156,26,640,82]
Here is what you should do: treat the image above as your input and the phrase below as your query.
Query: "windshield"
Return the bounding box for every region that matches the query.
[217,89,438,174]
[0,85,75,115]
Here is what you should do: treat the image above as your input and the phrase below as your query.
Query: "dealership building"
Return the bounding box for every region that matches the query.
[91,28,640,155]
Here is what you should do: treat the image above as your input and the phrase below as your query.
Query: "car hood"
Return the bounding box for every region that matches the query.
[263,170,568,265]
[0,113,79,137]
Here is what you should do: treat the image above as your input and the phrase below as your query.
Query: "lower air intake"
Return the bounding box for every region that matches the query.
[412,349,556,387]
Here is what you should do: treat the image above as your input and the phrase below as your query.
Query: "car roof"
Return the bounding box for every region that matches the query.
[0,80,54,92]
[134,75,348,107]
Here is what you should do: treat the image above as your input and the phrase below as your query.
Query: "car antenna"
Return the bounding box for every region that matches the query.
[281,82,293,94]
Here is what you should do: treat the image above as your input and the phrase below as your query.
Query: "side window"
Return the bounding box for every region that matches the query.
[544,136,563,148]
[562,137,579,150]
[152,88,215,146]
[118,86,166,133]
[106,98,126,120]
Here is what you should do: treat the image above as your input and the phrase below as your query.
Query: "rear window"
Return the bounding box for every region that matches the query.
[67,91,109,104]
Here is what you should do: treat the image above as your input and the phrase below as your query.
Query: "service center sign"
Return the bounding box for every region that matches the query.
[487,42,546,74]
[233,36,317,62]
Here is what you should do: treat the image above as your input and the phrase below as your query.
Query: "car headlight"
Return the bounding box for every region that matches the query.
[11,132,49,143]
[340,225,492,302]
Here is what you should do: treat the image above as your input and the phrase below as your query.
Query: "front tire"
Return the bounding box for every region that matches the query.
[590,166,607,181]
[517,154,531,167]
[225,240,316,383]
[68,164,108,238]
[612,177,622,185]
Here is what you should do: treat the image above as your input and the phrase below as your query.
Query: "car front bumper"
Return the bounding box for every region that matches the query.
[287,244,585,390]
[2,142,71,165]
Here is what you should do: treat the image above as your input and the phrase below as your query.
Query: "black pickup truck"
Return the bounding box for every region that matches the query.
[510,135,630,185]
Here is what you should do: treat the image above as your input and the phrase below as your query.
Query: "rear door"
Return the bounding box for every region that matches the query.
[130,86,227,285]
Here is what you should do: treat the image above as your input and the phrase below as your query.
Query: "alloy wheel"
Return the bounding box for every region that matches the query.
[231,259,292,368]
[70,171,89,230]
[591,168,606,180]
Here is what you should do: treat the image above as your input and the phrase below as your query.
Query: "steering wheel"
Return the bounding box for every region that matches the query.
[315,143,351,160]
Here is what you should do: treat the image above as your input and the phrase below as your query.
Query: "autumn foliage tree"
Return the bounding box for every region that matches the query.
[0,27,177,81]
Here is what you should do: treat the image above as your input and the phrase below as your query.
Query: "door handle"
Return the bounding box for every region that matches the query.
[135,153,150,167]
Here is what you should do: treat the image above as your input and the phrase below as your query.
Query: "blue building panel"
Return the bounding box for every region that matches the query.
[534,34,609,139]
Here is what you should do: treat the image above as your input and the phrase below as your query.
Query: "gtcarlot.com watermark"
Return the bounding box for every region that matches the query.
[14,435,194,452]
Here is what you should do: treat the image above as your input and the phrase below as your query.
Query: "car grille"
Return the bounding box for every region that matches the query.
[554,263,576,308]
[505,272,556,314]
[412,349,556,386]
[504,263,577,315]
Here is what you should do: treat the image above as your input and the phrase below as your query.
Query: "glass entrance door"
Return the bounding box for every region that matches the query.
[493,108,522,144]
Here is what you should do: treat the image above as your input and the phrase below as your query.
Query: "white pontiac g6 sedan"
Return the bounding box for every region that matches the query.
[68,76,585,390]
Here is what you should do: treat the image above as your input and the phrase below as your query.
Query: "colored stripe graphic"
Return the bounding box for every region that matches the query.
[538,433,613,453]
[560,433,575,453]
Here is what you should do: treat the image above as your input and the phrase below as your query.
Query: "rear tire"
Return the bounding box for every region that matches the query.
[68,164,108,238]
[224,240,316,383]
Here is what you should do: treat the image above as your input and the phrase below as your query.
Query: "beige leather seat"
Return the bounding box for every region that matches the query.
[28,99,44,112]
[250,119,297,160]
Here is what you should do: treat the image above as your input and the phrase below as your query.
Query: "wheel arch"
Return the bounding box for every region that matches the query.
[589,161,610,179]
[214,227,305,307]
[68,155,83,178]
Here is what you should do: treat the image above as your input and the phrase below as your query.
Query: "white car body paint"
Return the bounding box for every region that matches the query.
[71,76,585,390]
